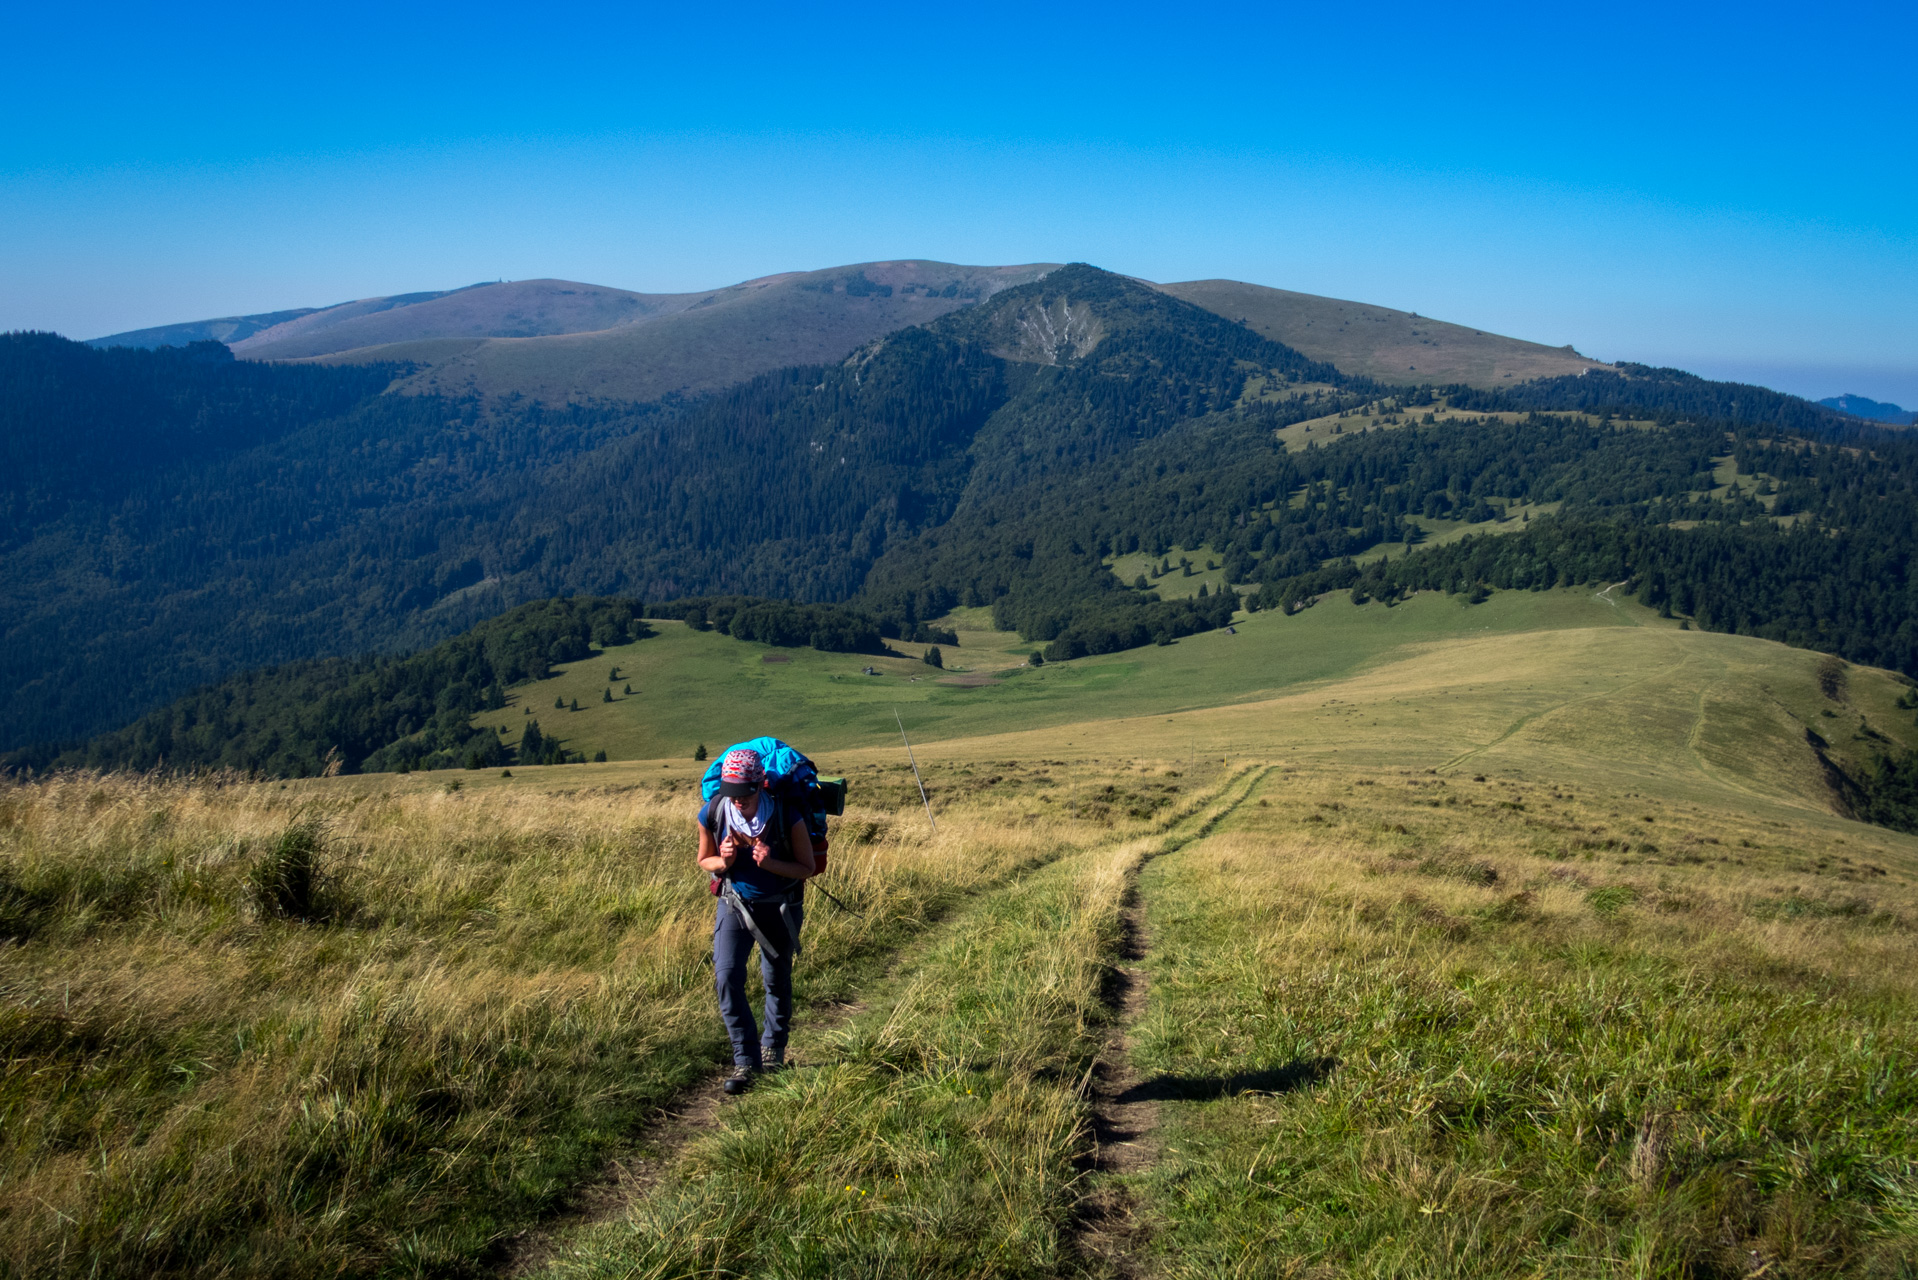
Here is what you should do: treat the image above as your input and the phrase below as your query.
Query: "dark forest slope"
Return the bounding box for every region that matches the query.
[0,267,1347,749]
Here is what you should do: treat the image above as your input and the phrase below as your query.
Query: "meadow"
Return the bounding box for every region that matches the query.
[7,595,1918,1276]
[1127,766,1918,1276]
[479,589,1722,767]
[0,761,1172,1277]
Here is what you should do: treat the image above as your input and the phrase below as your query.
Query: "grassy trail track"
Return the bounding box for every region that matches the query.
[493,781,1225,1276]
[1071,767,1274,1277]
[526,768,1269,1279]
[18,592,1918,1277]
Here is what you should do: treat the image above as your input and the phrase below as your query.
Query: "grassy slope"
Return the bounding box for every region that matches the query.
[484,589,1918,830]
[230,280,703,360]
[1128,768,1918,1276]
[489,590,1641,762]
[1159,278,1605,388]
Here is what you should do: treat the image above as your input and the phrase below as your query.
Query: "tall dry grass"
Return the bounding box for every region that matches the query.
[1129,766,1918,1278]
[0,770,1080,1278]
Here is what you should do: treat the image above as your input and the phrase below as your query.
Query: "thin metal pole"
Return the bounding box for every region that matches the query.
[896,708,937,832]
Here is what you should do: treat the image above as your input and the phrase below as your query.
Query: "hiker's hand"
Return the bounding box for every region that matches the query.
[751,839,774,866]
[717,835,742,867]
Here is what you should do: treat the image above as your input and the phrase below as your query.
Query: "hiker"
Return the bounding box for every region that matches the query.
[697,746,818,1094]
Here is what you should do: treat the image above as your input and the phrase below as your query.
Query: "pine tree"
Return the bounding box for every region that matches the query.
[623,684,633,695]
[602,688,612,703]
[593,750,607,762]
[569,698,580,712]
[554,696,564,709]
[1027,651,1044,667]
[694,743,708,761]
[923,646,943,668]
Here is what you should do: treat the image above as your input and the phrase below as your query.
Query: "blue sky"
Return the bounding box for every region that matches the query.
[4,1,1913,403]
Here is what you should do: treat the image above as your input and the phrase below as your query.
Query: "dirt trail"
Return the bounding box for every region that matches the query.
[1071,886,1161,1276]
[1069,766,1269,1278]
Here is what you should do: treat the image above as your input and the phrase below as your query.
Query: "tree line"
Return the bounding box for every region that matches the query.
[10,599,647,776]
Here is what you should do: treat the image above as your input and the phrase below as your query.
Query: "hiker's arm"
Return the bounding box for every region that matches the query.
[752,821,817,879]
[696,821,734,874]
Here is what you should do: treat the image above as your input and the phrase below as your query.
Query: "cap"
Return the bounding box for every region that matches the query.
[716,747,764,797]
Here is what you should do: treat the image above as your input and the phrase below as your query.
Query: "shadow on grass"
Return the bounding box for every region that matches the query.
[1117,1057,1336,1103]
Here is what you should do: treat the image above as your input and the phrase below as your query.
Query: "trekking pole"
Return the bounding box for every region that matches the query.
[895,708,937,833]
[810,884,866,918]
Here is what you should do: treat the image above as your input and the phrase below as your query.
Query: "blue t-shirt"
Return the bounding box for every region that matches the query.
[699,798,796,899]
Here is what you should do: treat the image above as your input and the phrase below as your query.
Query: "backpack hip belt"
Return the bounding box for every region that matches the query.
[717,878,802,961]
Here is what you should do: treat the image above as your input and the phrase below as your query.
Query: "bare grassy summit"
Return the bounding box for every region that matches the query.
[1158,276,1605,386]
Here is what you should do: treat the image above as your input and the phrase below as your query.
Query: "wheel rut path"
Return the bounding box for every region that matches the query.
[493,769,1264,1279]
[1071,884,1161,1276]
[1070,766,1270,1278]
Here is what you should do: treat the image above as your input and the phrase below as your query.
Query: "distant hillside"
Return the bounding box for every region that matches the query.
[1821,393,1916,426]
[315,268,1599,399]
[95,262,1605,403]
[233,280,706,359]
[89,305,327,349]
[1156,279,1603,386]
[305,261,1058,403]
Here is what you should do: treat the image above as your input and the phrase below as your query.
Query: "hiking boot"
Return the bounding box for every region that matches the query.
[722,1065,758,1095]
[761,1047,789,1073]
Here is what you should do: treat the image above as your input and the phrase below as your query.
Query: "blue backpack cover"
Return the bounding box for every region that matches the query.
[700,737,834,850]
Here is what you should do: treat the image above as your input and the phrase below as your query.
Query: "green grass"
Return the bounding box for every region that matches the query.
[1122,770,1918,1277]
[482,588,1660,766]
[1105,544,1234,599]
[1348,502,1564,565]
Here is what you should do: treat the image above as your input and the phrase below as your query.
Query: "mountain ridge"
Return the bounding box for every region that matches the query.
[1155,278,1602,386]
[91,261,1600,398]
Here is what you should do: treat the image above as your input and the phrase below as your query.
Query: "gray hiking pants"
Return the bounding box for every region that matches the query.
[713,896,801,1068]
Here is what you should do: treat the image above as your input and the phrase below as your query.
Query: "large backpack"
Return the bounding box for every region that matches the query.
[699,737,846,874]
